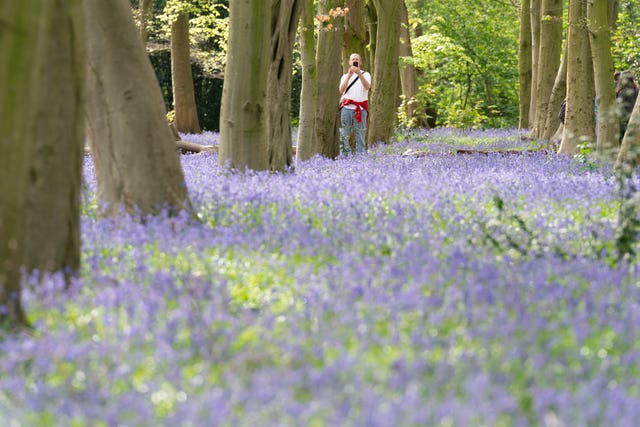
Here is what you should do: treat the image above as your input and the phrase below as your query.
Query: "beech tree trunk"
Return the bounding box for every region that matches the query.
[531,0,562,138]
[343,0,369,71]
[518,0,532,129]
[1,0,84,328]
[528,0,541,126]
[588,0,618,157]
[608,0,619,30]
[368,0,402,146]
[267,0,303,172]
[399,0,428,129]
[24,0,85,279]
[219,0,271,170]
[542,42,568,141]
[616,95,640,167]
[296,0,319,161]
[84,0,191,216]
[139,0,153,43]
[171,12,201,134]
[559,0,596,155]
[315,0,344,158]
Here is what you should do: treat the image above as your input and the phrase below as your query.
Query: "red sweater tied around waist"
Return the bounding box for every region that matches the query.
[339,98,368,123]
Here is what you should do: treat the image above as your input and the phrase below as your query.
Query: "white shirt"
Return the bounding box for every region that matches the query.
[339,71,371,110]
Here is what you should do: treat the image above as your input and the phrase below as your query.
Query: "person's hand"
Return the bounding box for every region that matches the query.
[349,64,360,75]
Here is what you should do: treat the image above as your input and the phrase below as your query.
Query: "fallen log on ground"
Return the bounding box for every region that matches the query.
[401,148,551,157]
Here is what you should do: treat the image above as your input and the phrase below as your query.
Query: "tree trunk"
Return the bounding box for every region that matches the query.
[343,0,369,70]
[588,0,618,157]
[518,0,532,129]
[559,0,596,155]
[0,0,45,328]
[529,0,541,126]
[315,0,344,158]
[608,0,619,30]
[531,0,562,138]
[1,0,83,328]
[296,0,319,161]
[171,12,201,134]
[24,0,85,280]
[616,94,640,167]
[399,0,429,129]
[267,0,302,172]
[219,0,271,170]
[368,0,402,146]
[84,0,191,216]
[139,0,153,44]
[542,41,568,141]
[366,4,378,78]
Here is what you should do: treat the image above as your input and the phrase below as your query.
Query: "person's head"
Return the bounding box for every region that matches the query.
[349,53,362,68]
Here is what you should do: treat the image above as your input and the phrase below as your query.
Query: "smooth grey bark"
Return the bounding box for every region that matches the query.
[399,0,428,128]
[528,0,541,126]
[171,11,201,134]
[368,0,402,146]
[296,0,319,161]
[519,0,532,129]
[139,0,153,43]
[219,0,271,170]
[559,0,596,154]
[24,0,85,279]
[267,0,303,172]
[616,94,640,167]
[542,42,568,141]
[531,0,562,138]
[1,0,84,328]
[84,0,191,216]
[588,0,618,157]
[315,0,344,158]
[343,0,369,71]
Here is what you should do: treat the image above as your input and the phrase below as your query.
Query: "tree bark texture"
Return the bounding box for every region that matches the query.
[559,0,596,155]
[140,0,153,43]
[315,0,344,159]
[588,0,618,157]
[519,0,532,129]
[171,12,201,134]
[616,94,640,167]
[0,0,61,327]
[24,0,85,279]
[219,0,271,170]
[399,0,428,129]
[366,4,378,78]
[343,0,369,71]
[296,0,320,161]
[84,0,191,216]
[531,0,562,138]
[368,0,402,146]
[542,41,568,140]
[608,0,619,30]
[528,0,541,126]
[267,0,302,172]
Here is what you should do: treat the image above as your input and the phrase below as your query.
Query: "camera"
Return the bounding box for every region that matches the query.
[353,61,358,67]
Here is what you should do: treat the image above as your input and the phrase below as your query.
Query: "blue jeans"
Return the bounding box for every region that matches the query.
[340,108,367,155]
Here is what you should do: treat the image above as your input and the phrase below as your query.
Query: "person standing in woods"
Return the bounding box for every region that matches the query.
[339,53,371,155]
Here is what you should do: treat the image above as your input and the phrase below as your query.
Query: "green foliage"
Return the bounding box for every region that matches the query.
[405,0,520,128]
[474,176,640,267]
[149,50,223,131]
[573,142,599,171]
[158,0,229,77]
[612,0,640,72]
[614,164,640,262]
